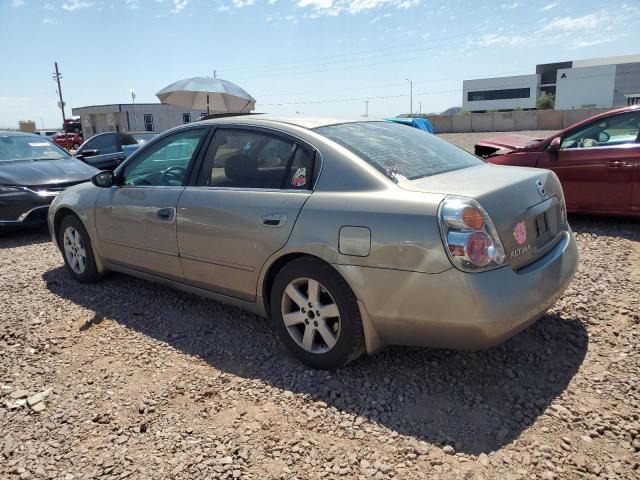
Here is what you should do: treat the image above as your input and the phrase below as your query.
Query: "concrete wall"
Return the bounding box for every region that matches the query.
[613,62,640,107]
[427,107,617,133]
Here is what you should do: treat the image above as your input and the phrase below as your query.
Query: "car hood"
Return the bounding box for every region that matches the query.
[476,134,544,151]
[0,158,98,186]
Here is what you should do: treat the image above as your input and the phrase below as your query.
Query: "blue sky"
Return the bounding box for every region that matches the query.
[1,0,639,128]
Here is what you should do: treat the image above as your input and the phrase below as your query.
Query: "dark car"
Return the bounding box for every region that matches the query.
[75,132,157,171]
[0,131,98,230]
[476,106,640,217]
[52,132,83,151]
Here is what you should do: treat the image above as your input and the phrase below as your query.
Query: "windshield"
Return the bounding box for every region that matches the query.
[0,135,70,162]
[315,121,483,182]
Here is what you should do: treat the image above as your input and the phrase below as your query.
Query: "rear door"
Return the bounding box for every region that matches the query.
[177,127,317,301]
[94,127,209,280]
[538,111,640,213]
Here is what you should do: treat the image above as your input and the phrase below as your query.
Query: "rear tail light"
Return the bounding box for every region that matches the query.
[438,196,506,272]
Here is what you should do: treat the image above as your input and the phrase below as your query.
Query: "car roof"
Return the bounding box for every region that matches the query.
[197,115,380,130]
[0,131,46,138]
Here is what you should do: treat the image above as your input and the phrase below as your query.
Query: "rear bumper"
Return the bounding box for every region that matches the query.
[335,229,578,352]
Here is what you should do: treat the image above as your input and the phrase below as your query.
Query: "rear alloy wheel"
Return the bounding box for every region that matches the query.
[58,215,99,283]
[271,257,364,369]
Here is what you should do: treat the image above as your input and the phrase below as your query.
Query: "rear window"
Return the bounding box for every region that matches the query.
[315,121,482,182]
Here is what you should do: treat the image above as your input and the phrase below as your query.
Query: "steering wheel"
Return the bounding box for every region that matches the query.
[160,165,186,185]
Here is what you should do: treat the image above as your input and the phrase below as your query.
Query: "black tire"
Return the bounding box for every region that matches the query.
[58,214,100,283]
[270,257,365,369]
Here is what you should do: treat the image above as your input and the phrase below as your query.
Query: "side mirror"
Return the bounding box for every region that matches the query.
[548,137,561,153]
[92,171,115,188]
[79,149,99,159]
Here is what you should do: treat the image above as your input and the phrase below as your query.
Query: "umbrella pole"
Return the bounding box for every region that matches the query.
[207,94,210,116]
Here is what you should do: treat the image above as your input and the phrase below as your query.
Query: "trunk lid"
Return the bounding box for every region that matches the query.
[399,163,567,270]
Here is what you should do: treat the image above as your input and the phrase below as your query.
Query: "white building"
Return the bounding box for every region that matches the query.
[462,74,540,112]
[462,54,640,112]
[71,103,210,137]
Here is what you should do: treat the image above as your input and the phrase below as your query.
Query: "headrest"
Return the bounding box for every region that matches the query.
[225,154,257,181]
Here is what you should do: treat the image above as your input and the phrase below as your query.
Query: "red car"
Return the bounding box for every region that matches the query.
[52,132,83,151]
[476,106,640,217]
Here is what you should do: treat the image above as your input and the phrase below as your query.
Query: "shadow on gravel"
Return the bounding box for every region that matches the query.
[43,265,587,456]
[568,214,640,241]
[0,225,51,248]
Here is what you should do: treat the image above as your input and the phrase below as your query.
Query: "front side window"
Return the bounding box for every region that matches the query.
[122,128,206,187]
[561,112,640,150]
[82,133,119,155]
[315,121,482,182]
[197,129,298,189]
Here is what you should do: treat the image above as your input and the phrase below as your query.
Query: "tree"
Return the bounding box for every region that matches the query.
[537,93,555,110]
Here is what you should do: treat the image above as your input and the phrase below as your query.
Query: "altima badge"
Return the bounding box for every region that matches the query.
[536,180,545,197]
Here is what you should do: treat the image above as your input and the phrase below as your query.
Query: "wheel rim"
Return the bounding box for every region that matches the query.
[63,226,87,274]
[281,277,341,354]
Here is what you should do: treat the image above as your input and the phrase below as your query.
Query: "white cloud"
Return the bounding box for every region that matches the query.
[233,0,255,7]
[544,13,602,31]
[470,32,526,48]
[125,0,140,8]
[62,0,94,11]
[43,2,56,9]
[296,0,421,15]
[12,0,25,7]
[42,17,58,23]
[171,0,189,12]
[217,4,230,10]
[539,2,557,11]
[500,2,519,9]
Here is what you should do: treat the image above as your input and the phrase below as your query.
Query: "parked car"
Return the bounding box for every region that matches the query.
[0,132,98,230]
[476,106,640,217]
[49,117,578,369]
[52,132,83,150]
[74,132,157,171]
[387,117,436,133]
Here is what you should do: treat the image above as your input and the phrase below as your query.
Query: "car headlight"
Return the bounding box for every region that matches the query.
[438,196,507,272]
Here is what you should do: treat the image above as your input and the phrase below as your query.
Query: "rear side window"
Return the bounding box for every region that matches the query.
[315,121,482,182]
[198,129,310,189]
[84,133,119,154]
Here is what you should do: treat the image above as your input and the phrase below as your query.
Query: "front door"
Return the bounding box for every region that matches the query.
[177,127,317,301]
[538,110,640,214]
[95,127,209,279]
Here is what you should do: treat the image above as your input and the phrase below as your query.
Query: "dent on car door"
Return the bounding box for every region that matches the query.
[177,128,316,301]
[538,112,640,213]
[94,127,209,279]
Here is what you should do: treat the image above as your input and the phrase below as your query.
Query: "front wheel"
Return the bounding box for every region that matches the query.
[270,257,364,369]
[58,215,100,283]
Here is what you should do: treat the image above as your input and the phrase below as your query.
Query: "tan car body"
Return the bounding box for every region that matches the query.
[49,117,578,354]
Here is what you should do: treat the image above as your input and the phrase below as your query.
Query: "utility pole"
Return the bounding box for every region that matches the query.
[52,62,66,125]
[405,78,413,117]
[130,89,138,132]
[364,100,369,118]
[418,100,422,115]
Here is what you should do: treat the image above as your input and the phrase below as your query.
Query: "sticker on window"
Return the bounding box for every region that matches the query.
[291,167,307,187]
[28,142,50,147]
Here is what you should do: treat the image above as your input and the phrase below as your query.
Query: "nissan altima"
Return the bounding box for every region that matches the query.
[0,131,98,230]
[48,117,578,369]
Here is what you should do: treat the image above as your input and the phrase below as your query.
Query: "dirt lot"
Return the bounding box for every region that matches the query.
[1,132,639,480]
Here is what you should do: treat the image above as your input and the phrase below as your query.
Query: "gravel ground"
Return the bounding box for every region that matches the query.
[1,132,639,480]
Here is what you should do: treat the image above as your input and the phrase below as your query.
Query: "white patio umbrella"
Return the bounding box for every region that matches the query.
[156,76,256,115]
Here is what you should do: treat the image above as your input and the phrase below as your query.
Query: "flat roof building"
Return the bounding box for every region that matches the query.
[463,54,640,112]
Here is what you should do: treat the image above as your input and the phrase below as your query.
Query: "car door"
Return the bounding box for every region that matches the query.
[537,111,640,213]
[94,127,209,280]
[177,127,317,301]
[75,133,125,170]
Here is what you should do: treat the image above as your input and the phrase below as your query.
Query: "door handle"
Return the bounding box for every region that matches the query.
[260,213,287,227]
[114,156,126,164]
[608,160,626,168]
[156,207,175,221]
